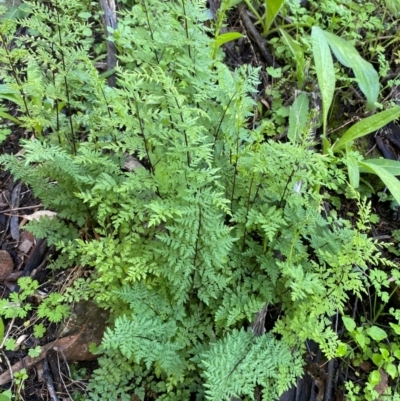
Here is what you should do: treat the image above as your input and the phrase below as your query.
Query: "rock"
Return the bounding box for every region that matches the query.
[0,250,14,280]
[56,300,109,361]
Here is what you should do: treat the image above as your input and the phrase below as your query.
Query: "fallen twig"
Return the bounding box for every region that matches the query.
[98,0,118,87]
[238,5,278,68]
[41,358,60,401]
[0,335,78,386]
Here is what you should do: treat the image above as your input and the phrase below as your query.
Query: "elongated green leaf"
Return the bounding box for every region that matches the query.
[322,31,379,111]
[346,154,360,188]
[385,0,400,14]
[288,93,309,143]
[0,84,19,95]
[279,28,303,58]
[279,29,305,87]
[333,107,400,152]
[0,84,20,103]
[264,0,285,33]
[214,32,243,49]
[0,110,21,124]
[228,0,243,8]
[359,159,400,176]
[359,160,400,205]
[311,27,335,138]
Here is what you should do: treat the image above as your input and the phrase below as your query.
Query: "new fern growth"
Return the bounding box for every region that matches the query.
[0,0,395,400]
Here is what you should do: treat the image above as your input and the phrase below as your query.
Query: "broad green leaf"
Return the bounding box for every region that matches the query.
[359,159,400,176]
[279,29,305,87]
[0,392,12,401]
[322,30,379,111]
[390,322,400,335]
[335,342,348,357]
[214,32,243,49]
[287,93,309,143]
[387,363,398,379]
[380,348,390,359]
[359,160,400,205]
[394,349,400,359]
[311,27,335,138]
[342,315,356,332]
[372,353,384,366]
[366,325,388,341]
[355,332,366,349]
[78,12,92,19]
[368,370,381,386]
[333,107,400,152]
[82,27,93,37]
[346,154,360,188]
[264,0,285,33]
[385,0,400,14]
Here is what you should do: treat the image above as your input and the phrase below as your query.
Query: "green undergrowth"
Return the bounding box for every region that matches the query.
[0,0,399,400]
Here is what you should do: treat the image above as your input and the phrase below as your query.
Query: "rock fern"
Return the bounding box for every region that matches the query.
[0,0,393,400]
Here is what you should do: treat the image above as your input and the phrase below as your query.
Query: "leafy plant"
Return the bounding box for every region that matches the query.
[0,276,68,353]
[0,0,398,400]
[211,0,243,59]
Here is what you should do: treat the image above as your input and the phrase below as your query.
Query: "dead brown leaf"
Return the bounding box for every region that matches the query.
[22,210,57,221]
[0,250,14,280]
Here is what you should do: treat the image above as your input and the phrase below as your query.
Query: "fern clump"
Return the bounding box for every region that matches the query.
[0,0,393,400]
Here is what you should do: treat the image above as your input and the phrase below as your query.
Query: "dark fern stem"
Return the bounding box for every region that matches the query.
[241,173,254,251]
[212,92,236,153]
[188,202,202,309]
[134,100,155,175]
[173,96,191,168]
[143,0,191,170]
[50,42,61,145]
[279,167,298,208]
[54,0,76,155]
[193,203,202,271]
[180,0,192,59]
[142,0,160,64]
[99,86,117,145]
[230,129,240,215]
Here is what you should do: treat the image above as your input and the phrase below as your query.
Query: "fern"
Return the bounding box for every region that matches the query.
[200,329,303,400]
[0,0,395,400]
